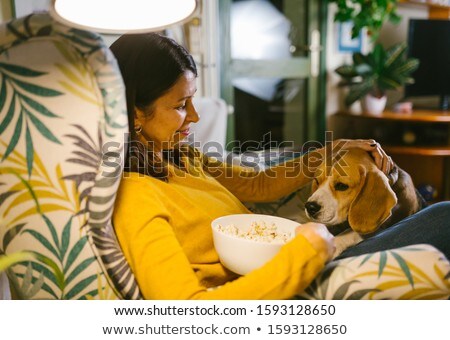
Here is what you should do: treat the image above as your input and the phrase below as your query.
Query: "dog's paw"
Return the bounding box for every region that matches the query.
[332,230,363,260]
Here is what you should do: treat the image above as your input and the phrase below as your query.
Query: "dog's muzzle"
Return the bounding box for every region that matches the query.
[305,201,322,218]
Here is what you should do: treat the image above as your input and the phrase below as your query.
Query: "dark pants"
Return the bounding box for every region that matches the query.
[336,201,450,260]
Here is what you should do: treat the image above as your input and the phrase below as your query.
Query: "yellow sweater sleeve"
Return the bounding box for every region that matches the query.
[113,177,326,300]
[201,150,322,202]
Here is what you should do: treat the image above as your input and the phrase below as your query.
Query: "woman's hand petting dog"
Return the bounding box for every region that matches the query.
[295,223,335,263]
[333,139,394,176]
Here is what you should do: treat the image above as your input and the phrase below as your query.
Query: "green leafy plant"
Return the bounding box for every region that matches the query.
[330,0,402,40]
[335,42,419,106]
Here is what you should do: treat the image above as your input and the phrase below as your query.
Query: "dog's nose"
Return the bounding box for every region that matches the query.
[305,201,322,216]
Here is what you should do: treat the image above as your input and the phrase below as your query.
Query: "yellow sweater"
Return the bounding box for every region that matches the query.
[113,151,326,299]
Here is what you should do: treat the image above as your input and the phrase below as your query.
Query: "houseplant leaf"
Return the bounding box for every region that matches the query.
[335,65,359,79]
[346,78,375,106]
[336,42,420,108]
[385,42,407,68]
[329,0,401,41]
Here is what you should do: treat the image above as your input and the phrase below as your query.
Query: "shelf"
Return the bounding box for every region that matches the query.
[335,110,450,122]
[384,145,450,156]
[400,0,450,10]
[399,0,450,18]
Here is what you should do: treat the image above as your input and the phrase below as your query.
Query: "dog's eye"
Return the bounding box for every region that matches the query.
[334,182,349,191]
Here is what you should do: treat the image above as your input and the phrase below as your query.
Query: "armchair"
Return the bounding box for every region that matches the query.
[1,13,448,300]
[0,13,139,299]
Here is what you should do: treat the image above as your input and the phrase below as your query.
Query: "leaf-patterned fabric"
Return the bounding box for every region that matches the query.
[298,244,450,299]
[0,13,140,299]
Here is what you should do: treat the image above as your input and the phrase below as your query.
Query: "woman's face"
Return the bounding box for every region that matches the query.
[135,70,199,154]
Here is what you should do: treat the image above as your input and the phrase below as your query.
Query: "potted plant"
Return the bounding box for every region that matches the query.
[329,0,401,41]
[335,42,419,115]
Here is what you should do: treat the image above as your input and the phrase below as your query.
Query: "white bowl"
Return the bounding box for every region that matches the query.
[211,214,299,275]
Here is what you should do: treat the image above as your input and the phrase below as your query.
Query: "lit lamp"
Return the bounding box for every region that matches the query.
[49,0,198,33]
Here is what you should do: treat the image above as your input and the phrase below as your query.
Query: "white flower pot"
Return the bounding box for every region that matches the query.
[362,94,387,115]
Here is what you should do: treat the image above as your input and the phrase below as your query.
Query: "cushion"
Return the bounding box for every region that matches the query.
[298,244,450,299]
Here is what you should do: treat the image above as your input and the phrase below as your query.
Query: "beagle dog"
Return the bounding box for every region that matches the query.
[305,148,424,258]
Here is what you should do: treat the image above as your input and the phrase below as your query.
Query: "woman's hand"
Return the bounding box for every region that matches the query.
[333,139,394,176]
[295,223,335,263]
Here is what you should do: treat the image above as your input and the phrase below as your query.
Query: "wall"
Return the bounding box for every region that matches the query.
[325,4,362,116]
[325,4,429,116]
[0,0,12,21]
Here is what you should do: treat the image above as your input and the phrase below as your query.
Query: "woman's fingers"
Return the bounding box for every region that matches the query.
[295,223,335,261]
[373,143,393,175]
[369,142,383,170]
[337,139,376,151]
[382,154,392,175]
[333,139,392,175]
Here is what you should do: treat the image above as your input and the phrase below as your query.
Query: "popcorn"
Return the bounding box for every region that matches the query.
[216,221,292,244]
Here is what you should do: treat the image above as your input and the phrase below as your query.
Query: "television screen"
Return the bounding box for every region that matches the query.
[405,19,450,110]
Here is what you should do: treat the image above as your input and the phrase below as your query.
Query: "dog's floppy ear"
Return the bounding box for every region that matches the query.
[348,165,397,234]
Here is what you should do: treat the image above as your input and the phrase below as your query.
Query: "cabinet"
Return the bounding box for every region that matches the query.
[329,110,450,201]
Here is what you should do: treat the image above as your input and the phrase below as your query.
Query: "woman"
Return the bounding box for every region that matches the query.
[111,33,450,299]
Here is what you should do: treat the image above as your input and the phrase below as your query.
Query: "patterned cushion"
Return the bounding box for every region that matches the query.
[0,13,141,299]
[298,244,450,299]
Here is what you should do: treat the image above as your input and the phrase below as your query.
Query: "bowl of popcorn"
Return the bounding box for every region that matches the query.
[211,214,299,275]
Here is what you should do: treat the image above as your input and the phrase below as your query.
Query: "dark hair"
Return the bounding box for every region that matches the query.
[110,33,198,180]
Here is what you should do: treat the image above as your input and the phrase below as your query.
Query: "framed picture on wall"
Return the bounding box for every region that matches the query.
[337,22,363,53]
[11,0,50,18]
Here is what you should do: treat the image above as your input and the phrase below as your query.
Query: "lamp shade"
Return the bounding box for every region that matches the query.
[50,0,197,33]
